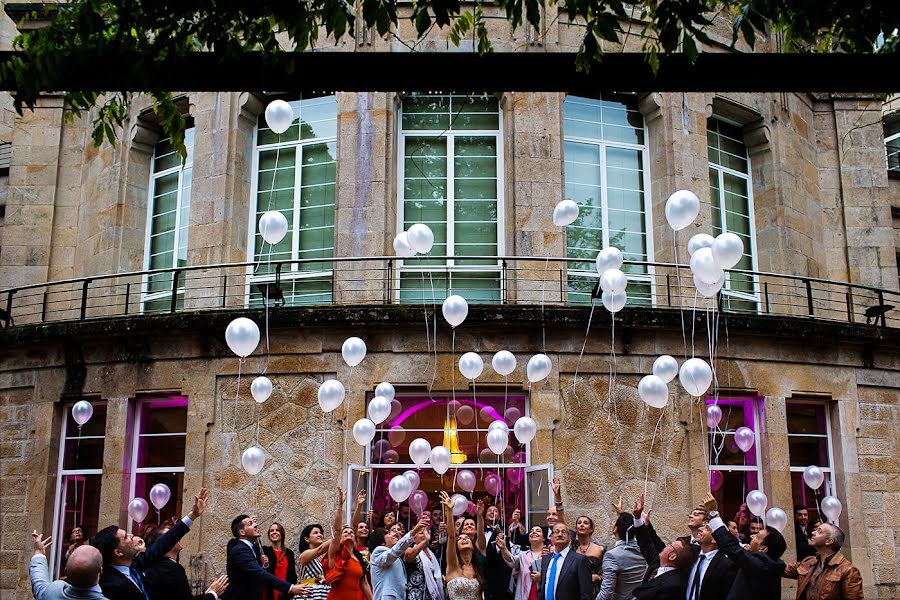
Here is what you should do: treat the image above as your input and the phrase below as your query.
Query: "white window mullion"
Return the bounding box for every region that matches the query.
[292,146,303,273]
[599,143,610,249]
[447,134,456,270]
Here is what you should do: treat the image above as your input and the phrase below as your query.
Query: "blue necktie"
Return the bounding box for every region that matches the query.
[545,553,561,600]
[129,566,149,600]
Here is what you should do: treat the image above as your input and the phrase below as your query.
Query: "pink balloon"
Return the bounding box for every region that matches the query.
[448,400,462,413]
[710,470,724,491]
[383,449,399,463]
[504,407,522,423]
[485,474,501,497]
[467,501,476,515]
[388,426,406,447]
[507,468,524,485]
[409,490,428,514]
[456,469,477,493]
[456,404,475,425]
[479,448,495,463]
[389,399,402,420]
[513,451,527,464]
[734,427,755,453]
[479,407,494,424]
[706,404,723,429]
[372,439,391,461]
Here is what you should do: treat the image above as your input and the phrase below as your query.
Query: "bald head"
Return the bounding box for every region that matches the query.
[66,545,103,588]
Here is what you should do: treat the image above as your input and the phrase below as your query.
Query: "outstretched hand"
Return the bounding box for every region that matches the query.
[551,476,562,500]
[631,493,645,520]
[439,491,453,510]
[31,531,51,557]
[699,493,718,515]
[611,495,623,515]
[189,487,210,520]
[357,490,366,506]
[207,575,228,596]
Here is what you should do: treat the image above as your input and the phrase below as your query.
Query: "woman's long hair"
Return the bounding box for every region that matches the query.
[454,537,484,585]
[298,523,323,554]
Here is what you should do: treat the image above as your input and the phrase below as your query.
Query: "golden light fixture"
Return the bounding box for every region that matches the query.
[443,412,468,464]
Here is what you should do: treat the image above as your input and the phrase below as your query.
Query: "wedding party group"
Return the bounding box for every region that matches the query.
[28,480,864,600]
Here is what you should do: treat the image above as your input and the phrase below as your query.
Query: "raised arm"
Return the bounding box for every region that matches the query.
[404,527,431,563]
[508,508,526,537]
[441,491,460,576]
[351,490,366,529]
[475,499,487,554]
[495,532,515,568]
[328,487,346,565]
[552,476,565,525]
[28,532,53,600]
[299,538,331,567]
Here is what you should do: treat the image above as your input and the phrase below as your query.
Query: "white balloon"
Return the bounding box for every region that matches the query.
[251,376,273,404]
[388,474,412,503]
[225,317,260,358]
[491,350,517,377]
[242,445,266,475]
[488,419,509,435]
[342,337,367,367]
[450,493,468,516]
[746,490,768,517]
[638,375,669,408]
[821,496,842,523]
[442,295,469,328]
[404,470,421,492]
[688,233,715,256]
[409,438,433,467]
[713,232,744,270]
[375,381,396,401]
[264,99,294,134]
[526,354,552,383]
[459,352,484,380]
[552,199,580,227]
[706,404,723,429]
[595,247,624,276]
[393,232,416,258]
[352,418,377,445]
[430,445,451,475]
[367,395,391,425]
[679,357,713,397]
[513,416,537,444]
[602,290,627,313]
[652,355,679,384]
[600,268,627,294]
[259,210,289,245]
[694,272,725,298]
[803,465,825,491]
[72,400,94,426]
[766,507,788,533]
[665,189,700,231]
[407,224,435,254]
[317,380,345,413]
[690,247,724,285]
[487,428,508,455]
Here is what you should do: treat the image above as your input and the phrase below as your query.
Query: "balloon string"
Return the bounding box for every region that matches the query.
[643,412,664,502]
[73,424,83,522]
[234,358,243,432]
[690,291,698,358]
[429,269,437,397]
[473,378,481,471]
[573,299,596,397]
[674,232,687,361]
[421,270,431,378]
[255,402,260,446]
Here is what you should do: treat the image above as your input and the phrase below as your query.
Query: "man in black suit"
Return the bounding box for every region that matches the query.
[222,515,308,600]
[702,494,787,600]
[536,522,593,600]
[793,505,815,560]
[91,488,210,600]
[685,516,738,600]
[630,494,694,600]
[143,524,229,599]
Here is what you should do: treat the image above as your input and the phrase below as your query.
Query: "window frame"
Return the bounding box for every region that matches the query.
[562,95,656,305]
[395,94,506,301]
[245,96,338,306]
[141,129,195,313]
[126,397,188,532]
[785,399,838,499]
[50,401,106,577]
[707,116,761,307]
[885,117,900,174]
[706,396,765,498]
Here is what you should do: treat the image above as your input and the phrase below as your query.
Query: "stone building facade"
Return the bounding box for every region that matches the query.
[1,5,900,600]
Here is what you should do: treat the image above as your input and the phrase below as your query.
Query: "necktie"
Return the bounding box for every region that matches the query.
[545,553,561,600]
[129,566,150,600]
[689,555,706,600]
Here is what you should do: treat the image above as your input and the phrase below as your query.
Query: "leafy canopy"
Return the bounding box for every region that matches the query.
[1,0,896,156]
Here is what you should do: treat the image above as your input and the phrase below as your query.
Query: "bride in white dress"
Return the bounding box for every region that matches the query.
[439,491,483,600]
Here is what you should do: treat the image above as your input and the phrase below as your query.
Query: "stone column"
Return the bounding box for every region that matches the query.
[184,92,259,310]
[99,397,131,527]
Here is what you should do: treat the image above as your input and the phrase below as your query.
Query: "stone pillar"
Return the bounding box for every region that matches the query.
[184,92,259,310]
[99,397,131,527]
[332,92,395,305]
[0,97,64,324]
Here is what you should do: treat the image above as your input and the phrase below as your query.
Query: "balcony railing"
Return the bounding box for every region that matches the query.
[1,256,898,330]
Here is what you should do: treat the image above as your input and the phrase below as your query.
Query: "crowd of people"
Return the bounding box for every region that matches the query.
[28,480,865,600]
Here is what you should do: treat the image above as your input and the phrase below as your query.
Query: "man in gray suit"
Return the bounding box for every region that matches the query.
[29,530,108,599]
[596,513,648,600]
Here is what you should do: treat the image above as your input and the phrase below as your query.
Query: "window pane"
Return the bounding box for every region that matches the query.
[790,471,835,527]
[139,399,187,435]
[402,95,499,131]
[710,469,760,532]
[56,474,102,577]
[527,467,551,529]
[132,471,184,533]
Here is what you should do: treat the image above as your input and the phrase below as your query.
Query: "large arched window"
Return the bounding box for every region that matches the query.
[562,95,653,304]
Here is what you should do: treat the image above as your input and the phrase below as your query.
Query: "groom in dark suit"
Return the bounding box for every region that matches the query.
[537,522,593,600]
[222,515,308,600]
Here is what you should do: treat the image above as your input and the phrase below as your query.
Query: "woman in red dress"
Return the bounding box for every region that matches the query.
[263,522,297,600]
[324,488,373,600]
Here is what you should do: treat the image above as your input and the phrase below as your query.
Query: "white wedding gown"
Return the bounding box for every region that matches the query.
[446,577,481,600]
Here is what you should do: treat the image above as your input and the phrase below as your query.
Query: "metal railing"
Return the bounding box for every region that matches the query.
[1,256,898,329]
